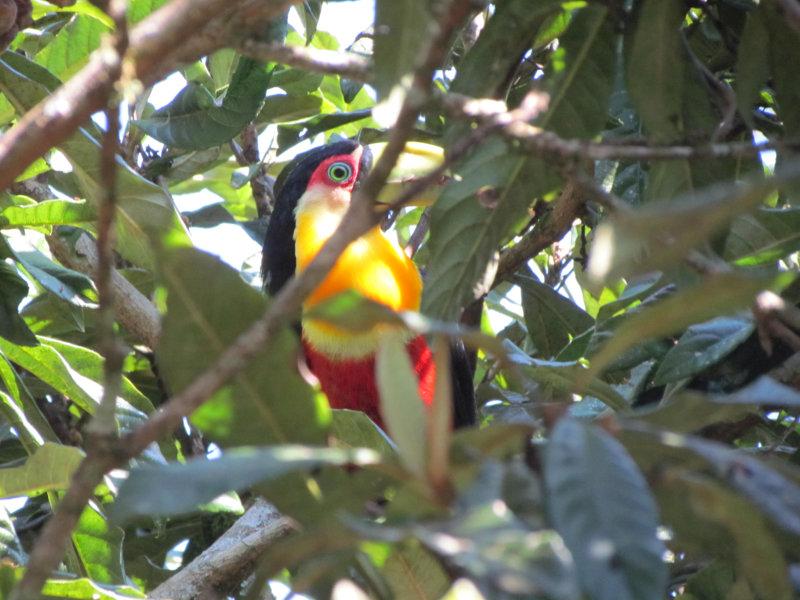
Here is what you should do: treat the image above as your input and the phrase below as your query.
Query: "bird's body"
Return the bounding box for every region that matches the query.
[262,140,475,429]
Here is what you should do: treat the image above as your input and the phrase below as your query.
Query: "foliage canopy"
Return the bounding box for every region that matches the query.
[2,0,800,598]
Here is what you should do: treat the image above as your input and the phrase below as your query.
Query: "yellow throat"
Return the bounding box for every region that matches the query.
[295,187,422,358]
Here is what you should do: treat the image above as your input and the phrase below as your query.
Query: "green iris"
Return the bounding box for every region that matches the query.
[327,161,352,183]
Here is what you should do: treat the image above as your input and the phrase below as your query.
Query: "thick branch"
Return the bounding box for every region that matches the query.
[0,0,301,190]
[492,179,584,286]
[150,499,293,599]
[47,232,161,349]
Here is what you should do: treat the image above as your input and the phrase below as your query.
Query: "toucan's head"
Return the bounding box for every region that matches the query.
[262,140,373,295]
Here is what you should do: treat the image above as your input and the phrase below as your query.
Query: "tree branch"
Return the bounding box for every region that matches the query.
[86,0,128,437]
[236,40,371,82]
[47,231,161,349]
[150,499,293,599]
[0,0,302,190]
[492,179,585,286]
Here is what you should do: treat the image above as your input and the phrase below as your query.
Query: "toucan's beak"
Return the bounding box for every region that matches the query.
[370,141,445,206]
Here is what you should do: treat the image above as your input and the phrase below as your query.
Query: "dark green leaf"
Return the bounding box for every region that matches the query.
[534,3,617,139]
[373,0,430,100]
[503,339,628,411]
[627,0,686,141]
[725,206,800,265]
[517,274,594,358]
[15,249,96,307]
[0,263,37,346]
[585,272,790,381]
[587,169,800,284]
[735,8,769,127]
[652,315,754,385]
[545,419,667,600]
[158,247,327,445]
[111,446,379,523]
[382,544,449,600]
[135,59,270,150]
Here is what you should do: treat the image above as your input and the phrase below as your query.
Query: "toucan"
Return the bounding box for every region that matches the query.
[262,139,476,429]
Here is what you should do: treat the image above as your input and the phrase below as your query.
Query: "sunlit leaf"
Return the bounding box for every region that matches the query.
[0,442,84,497]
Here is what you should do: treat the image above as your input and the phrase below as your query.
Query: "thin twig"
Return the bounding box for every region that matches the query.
[405,207,431,257]
[236,40,371,82]
[235,124,273,218]
[87,0,129,437]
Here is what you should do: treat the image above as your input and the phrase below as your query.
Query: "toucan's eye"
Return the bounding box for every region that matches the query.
[327,161,353,183]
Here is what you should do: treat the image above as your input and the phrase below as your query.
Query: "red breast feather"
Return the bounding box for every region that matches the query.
[303,336,435,428]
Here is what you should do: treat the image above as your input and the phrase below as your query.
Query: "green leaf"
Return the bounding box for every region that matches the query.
[35,15,110,79]
[587,170,800,284]
[157,247,327,445]
[503,340,628,412]
[15,249,97,307]
[0,336,152,416]
[0,262,37,346]
[45,337,155,414]
[257,93,324,123]
[0,199,96,229]
[31,0,114,26]
[735,8,769,127]
[657,471,793,600]
[534,3,617,139]
[545,419,667,600]
[0,442,84,497]
[585,272,790,381]
[111,445,380,523]
[517,274,594,358]
[330,410,396,457]
[128,0,169,24]
[373,0,430,100]
[652,315,754,385]
[627,0,686,141]
[449,0,561,100]
[376,334,427,477]
[638,376,800,433]
[423,4,615,321]
[135,58,270,150]
[422,139,553,321]
[73,502,126,585]
[41,578,146,599]
[724,206,800,265]
[277,108,372,151]
[382,544,449,600]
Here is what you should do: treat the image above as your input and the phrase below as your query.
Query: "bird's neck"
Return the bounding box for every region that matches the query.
[294,197,422,359]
